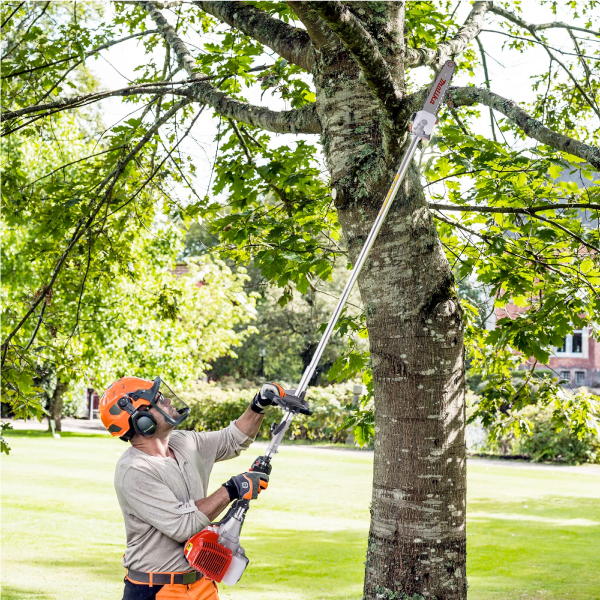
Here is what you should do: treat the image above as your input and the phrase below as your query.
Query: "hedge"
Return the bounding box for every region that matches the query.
[478,405,600,464]
[178,382,355,443]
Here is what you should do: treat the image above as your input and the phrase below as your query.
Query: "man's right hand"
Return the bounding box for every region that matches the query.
[250,382,285,414]
[222,471,269,501]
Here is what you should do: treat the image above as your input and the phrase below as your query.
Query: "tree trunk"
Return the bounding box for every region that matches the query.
[314,7,467,597]
[47,380,68,432]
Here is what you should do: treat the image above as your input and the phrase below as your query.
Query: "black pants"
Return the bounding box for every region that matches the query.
[122,578,164,600]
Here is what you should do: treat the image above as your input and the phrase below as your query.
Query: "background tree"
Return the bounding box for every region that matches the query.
[1,3,258,437]
[2,2,599,598]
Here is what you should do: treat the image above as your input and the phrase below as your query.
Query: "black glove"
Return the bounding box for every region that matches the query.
[222,471,269,501]
[250,382,284,414]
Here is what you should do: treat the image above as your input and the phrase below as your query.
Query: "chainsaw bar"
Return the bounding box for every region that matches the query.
[423,60,455,114]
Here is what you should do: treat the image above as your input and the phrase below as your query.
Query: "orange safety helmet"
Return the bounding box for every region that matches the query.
[99,376,190,441]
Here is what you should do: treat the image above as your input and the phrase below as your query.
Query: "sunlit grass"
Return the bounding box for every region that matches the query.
[2,431,599,600]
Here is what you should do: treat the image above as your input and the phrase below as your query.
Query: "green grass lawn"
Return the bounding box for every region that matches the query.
[2,431,599,600]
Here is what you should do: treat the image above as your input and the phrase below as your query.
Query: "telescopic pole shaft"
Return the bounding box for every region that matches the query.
[296,134,420,397]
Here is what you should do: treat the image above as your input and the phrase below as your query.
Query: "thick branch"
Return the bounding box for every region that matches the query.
[488,4,600,37]
[3,75,320,136]
[140,1,197,76]
[405,1,492,68]
[303,1,402,115]
[179,83,320,134]
[2,65,272,122]
[286,1,341,50]
[193,1,314,72]
[449,86,600,170]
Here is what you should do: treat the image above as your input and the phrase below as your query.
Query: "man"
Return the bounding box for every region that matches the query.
[99,376,280,600]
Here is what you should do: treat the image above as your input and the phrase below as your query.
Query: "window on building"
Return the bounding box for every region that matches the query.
[575,371,586,385]
[560,371,571,381]
[555,329,586,356]
[572,331,583,354]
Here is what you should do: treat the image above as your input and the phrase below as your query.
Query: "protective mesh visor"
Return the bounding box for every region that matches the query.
[147,378,190,427]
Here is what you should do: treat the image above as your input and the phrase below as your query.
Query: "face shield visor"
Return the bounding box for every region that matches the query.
[135,377,190,428]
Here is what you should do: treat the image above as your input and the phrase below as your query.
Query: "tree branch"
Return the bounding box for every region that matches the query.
[487,5,600,118]
[488,4,600,37]
[302,1,402,116]
[3,79,320,137]
[2,84,178,123]
[286,1,341,50]
[529,211,600,253]
[481,29,599,61]
[228,118,290,205]
[2,65,272,122]
[140,0,197,76]
[431,202,600,252]
[139,1,321,134]
[117,0,314,72]
[3,29,159,79]
[1,2,25,30]
[182,82,321,133]
[429,203,600,214]
[448,86,600,170]
[431,210,598,296]
[405,1,492,68]
[475,36,497,142]
[193,1,314,72]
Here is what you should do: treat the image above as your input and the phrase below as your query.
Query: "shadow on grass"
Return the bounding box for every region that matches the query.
[2,585,55,600]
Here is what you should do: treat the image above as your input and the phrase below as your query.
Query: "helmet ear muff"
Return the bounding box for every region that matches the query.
[117,397,157,438]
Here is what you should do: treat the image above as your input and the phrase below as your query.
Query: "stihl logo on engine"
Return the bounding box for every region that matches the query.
[430,78,447,104]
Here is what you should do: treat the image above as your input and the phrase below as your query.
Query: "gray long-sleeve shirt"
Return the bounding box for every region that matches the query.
[114,421,253,572]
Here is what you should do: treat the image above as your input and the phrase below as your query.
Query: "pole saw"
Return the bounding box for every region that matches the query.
[184,60,456,586]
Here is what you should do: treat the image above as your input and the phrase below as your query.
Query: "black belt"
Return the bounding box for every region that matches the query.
[126,568,202,586]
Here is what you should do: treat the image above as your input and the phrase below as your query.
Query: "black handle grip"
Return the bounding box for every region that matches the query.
[264,389,312,415]
[249,455,272,475]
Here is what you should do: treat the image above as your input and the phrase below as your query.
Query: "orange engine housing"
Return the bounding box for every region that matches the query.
[185,527,233,582]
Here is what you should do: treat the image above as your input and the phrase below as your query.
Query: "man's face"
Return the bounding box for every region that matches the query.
[154,391,181,421]
[137,392,180,438]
